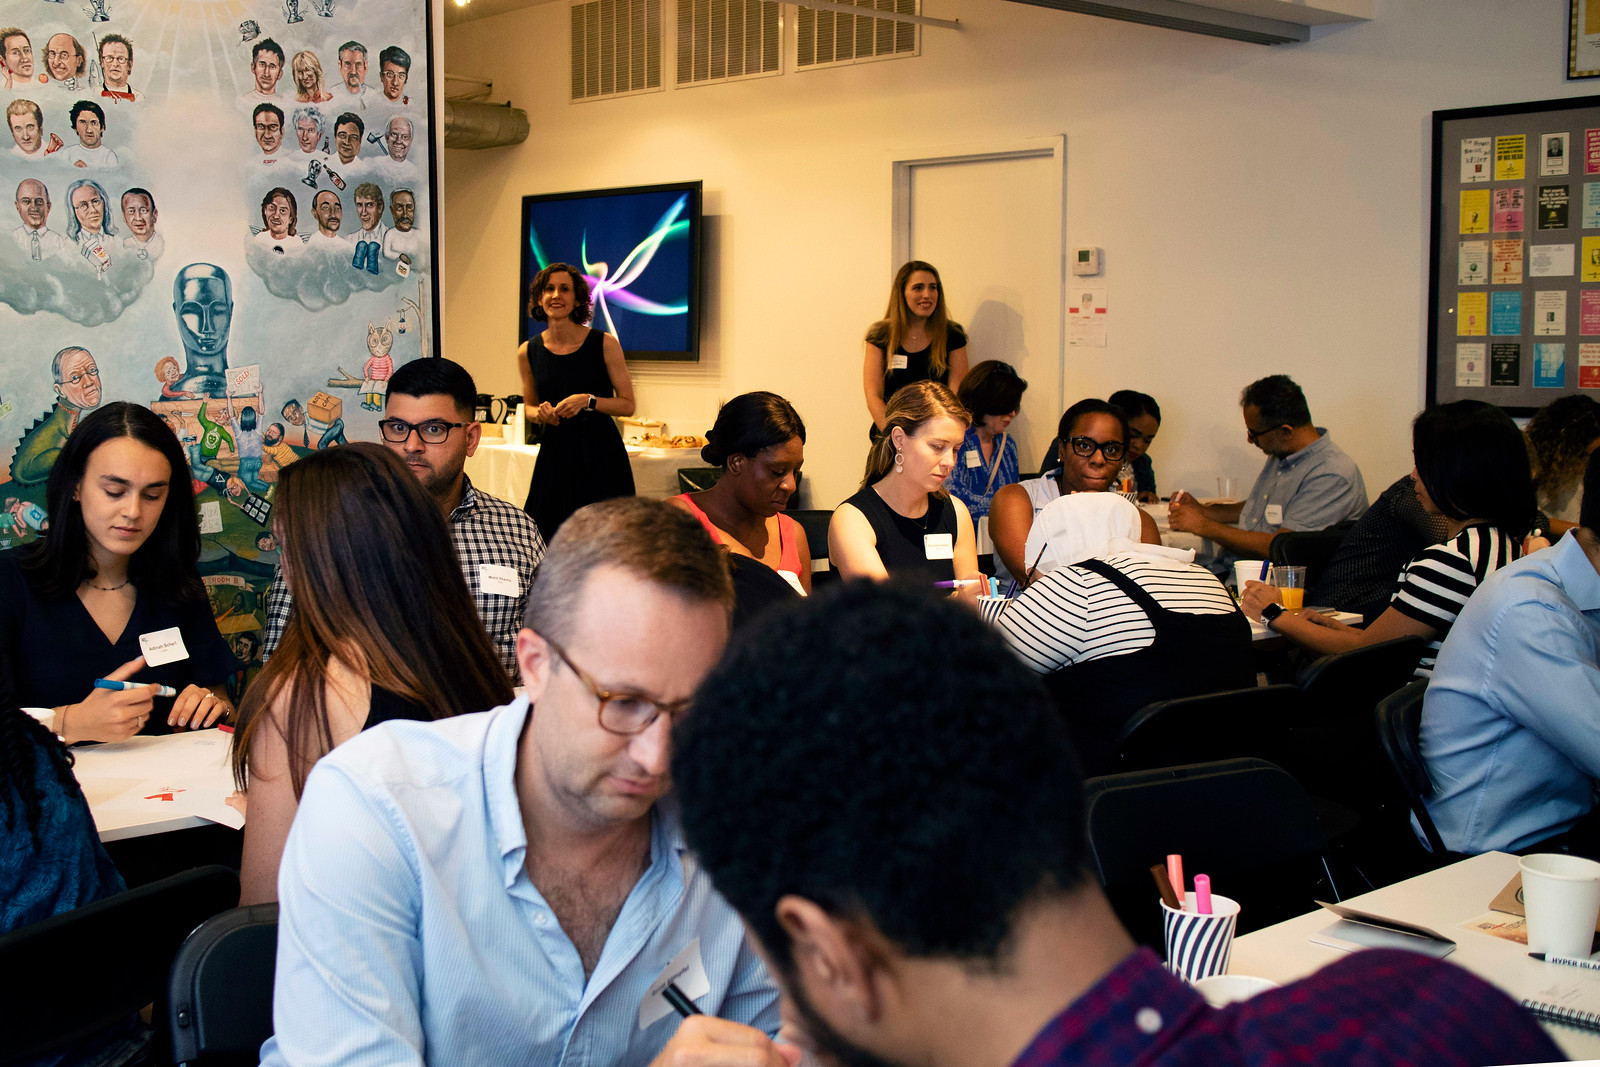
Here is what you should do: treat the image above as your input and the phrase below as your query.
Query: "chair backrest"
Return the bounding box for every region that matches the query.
[1115,684,1304,774]
[1296,635,1425,714]
[1267,521,1356,586]
[1372,679,1451,858]
[675,467,724,494]
[788,509,835,586]
[0,865,239,1065]
[169,903,279,1067]
[1083,758,1337,947]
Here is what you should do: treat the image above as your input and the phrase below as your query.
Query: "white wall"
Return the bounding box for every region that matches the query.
[441,0,1589,509]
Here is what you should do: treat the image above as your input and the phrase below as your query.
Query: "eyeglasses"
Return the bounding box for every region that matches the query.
[377,417,465,444]
[1065,435,1126,462]
[58,367,100,386]
[540,634,692,736]
[1245,422,1287,444]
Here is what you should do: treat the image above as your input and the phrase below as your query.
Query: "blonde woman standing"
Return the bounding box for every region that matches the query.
[862,260,969,434]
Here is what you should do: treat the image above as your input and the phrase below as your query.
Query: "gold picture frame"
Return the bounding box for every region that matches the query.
[1572,0,1600,78]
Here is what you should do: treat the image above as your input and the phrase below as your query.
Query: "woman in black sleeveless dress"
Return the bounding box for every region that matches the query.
[862,260,969,436]
[517,261,638,541]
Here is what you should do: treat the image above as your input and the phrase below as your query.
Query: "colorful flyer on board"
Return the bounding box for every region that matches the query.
[1535,290,1568,335]
[1588,130,1600,175]
[1582,344,1600,388]
[1461,190,1492,234]
[1539,185,1570,229]
[1462,137,1492,183]
[1535,344,1567,387]
[1585,237,1600,282]
[1586,183,1600,228]
[1543,133,1571,176]
[1582,291,1600,335]
[1493,240,1524,284]
[1459,292,1489,335]
[1490,291,1522,335]
[1531,244,1576,277]
[1495,135,1526,181]
[1459,241,1489,284]
[1457,344,1486,387]
[1491,343,1521,385]
[1494,188,1525,232]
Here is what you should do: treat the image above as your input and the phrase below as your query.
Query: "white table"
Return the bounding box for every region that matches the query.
[74,729,243,842]
[464,437,702,505]
[1231,851,1600,1060]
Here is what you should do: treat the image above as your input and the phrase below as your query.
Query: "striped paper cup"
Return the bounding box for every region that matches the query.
[1162,894,1240,983]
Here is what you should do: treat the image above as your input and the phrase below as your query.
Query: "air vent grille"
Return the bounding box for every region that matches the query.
[677,0,782,85]
[796,0,918,69]
[571,0,664,101]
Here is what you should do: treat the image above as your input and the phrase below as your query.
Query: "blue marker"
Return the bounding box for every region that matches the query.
[94,678,178,698]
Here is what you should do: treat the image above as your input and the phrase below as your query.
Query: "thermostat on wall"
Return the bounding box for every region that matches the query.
[1072,247,1102,276]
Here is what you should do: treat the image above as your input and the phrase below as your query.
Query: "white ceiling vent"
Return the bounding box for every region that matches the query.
[1001,0,1371,46]
[797,0,918,69]
[677,0,783,86]
[571,0,664,101]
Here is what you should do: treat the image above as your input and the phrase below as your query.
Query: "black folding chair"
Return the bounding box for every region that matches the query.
[1373,679,1455,862]
[169,903,280,1067]
[0,865,239,1066]
[1115,684,1303,774]
[1267,521,1356,589]
[788,508,836,587]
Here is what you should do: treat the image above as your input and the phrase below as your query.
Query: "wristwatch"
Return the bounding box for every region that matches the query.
[585,394,597,412]
[1259,602,1287,629]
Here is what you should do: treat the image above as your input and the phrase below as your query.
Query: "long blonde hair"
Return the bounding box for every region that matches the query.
[865,260,962,380]
[862,380,970,490]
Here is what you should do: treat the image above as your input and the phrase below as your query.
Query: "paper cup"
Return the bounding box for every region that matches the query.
[1232,560,1268,595]
[1162,894,1240,983]
[976,594,1013,625]
[1520,853,1600,960]
[1192,973,1279,1008]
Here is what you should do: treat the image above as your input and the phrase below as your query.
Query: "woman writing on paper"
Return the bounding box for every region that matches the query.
[0,402,238,743]
[862,260,969,434]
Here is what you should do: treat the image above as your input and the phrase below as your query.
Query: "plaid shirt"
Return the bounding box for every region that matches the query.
[1012,948,1559,1067]
[263,477,545,682]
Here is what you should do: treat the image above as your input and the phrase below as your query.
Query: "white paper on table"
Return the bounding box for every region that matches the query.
[1531,244,1576,277]
[95,774,244,830]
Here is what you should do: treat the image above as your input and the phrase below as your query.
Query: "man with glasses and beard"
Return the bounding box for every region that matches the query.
[262,358,544,682]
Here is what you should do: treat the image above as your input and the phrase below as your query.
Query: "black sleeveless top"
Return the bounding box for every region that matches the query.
[840,486,958,584]
[363,684,432,731]
[1043,559,1253,776]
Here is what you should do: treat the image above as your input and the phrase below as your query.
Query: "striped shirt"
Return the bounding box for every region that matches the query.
[999,546,1240,674]
[1389,523,1519,676]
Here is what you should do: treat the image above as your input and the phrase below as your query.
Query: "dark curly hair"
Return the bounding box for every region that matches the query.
[527,262,594,325]
[1526,394,1600,510]
[674,581,1087,973]
[0,680,80,849]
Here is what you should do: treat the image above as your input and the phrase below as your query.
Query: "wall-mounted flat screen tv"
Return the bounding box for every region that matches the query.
[518,181,703,362]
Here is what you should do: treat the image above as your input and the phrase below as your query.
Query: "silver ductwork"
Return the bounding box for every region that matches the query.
[442,99,530,150]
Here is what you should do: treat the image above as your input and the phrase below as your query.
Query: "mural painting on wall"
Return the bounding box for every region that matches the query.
[0,0,438,655]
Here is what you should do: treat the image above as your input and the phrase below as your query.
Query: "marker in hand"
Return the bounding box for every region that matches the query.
[663,980,703,1019]
[95,678,178,698]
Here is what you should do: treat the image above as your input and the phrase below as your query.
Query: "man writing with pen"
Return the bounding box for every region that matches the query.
[261,498,799,1067]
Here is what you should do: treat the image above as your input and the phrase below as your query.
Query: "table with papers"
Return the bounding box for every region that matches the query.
[74,728,244,842]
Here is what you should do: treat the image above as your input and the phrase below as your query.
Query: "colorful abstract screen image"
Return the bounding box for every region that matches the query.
[519,181,703,361]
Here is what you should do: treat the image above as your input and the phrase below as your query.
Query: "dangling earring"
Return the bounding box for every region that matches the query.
[894,450,904,474]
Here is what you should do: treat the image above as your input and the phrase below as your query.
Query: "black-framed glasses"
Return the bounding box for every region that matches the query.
[377,418,465,444]
[1065,435,1126,462]
[59,367,100,386]
[541,634,692,736]
[1245,422,1287,444]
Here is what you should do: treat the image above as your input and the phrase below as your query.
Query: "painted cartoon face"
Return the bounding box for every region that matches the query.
[338,48,366,91]
[312,191,341,235]
[3,34,33,80]
[73,110,102,148]
[294,58,316,92]
[252,50,282,94]
[121,192,155,239]
[282,401,305,426]
[56,348,102,409]
[8,110,40,153]
[355,194,380,232]
[99,41,130,88]
[367,325,392,359]
[175,272,233,355]
[71,185,105,233]
[296,116,320,153]
[390,191,415,232]
[15,179,48,229]
[379,60,407,101]
[263,194,292,238]
[45,34,79,81]
[334,121,360,164]
[254,112,283,154]
[385,118,411,162]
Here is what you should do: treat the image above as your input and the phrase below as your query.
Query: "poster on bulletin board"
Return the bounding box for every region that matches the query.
[0,0,440,688]
[1429,94,1600,415]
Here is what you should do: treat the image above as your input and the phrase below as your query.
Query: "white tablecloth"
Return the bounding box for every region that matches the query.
[464,438,702,506]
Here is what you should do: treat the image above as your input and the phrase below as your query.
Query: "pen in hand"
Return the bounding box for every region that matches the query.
[664,980,703,1018]
[95,678,178,698]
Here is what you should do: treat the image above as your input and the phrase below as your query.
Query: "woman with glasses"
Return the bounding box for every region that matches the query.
[829,381,984,596]
[863,261,969,435]
[231,444,512,903]
[989,399,1161,587]
[0,403,239,743]
[517,261,637,542]
[947,360,1027,521]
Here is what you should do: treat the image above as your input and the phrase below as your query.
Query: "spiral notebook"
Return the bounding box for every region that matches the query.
[1522,980,1600,1032]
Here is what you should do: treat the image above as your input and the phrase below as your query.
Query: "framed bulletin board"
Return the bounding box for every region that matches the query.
[1429,94,1600,415]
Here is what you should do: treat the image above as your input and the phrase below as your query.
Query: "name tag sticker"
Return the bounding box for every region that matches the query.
[924,533,954,560]
[139,627,189,667]
[964,450,982,468]
[479,564,521,598]
[1264,504,1284,526]
[639,937,711,1030]
[889,354,909,371]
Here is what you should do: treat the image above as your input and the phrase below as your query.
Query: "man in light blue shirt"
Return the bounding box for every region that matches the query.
[262,498,798,1067]
[1168,374,1367,570]
[1421,472,1600,855]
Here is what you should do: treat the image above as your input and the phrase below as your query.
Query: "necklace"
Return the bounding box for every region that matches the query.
[82,576,131,592]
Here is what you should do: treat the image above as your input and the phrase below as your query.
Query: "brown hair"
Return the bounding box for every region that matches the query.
[523,497,733,648]
[861,380,970,490]
[527,261,594,326]
[864,260,962,380]
[230,443,512,797]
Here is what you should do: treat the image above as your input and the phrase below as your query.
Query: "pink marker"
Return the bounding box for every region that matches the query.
[1166,854,1185,908]
[1194,874,1213,915]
